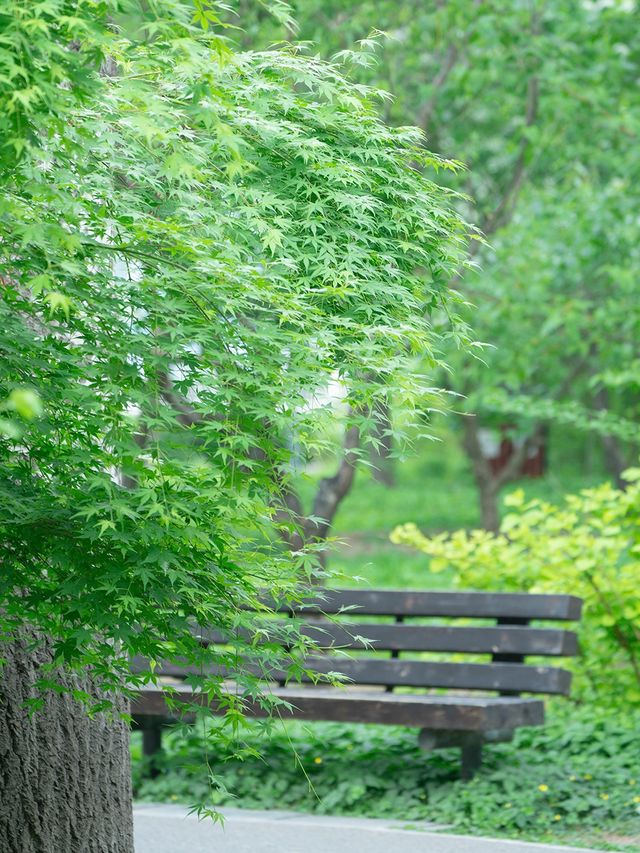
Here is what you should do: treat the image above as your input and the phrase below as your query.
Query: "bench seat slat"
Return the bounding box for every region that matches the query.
[132,685,545,731]
[266,589,582,621]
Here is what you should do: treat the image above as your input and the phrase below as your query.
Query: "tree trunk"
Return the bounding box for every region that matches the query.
[461,416,502,533]
[461,415,547,533]
[369,398,395,487]
[0,631,133,853]
[477,479,500,533]
[594,389,628,489]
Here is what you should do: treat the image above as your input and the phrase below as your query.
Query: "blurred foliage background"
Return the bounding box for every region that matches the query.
[7,0,635,845]
[237,0,640,525]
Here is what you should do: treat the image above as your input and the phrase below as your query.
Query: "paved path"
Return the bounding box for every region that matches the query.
[134,804,604,853]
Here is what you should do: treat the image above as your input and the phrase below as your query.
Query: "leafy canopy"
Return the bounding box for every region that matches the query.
[254,0,640,444]
[0,0,470,718]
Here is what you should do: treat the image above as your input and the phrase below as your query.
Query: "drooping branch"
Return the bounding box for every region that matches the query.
[157,372,364,563]
[480,74,539,238]
[269,413,364,560]
[476,6,541,243]
[269,470,306,553]
[157,372,206,427]
[368,395,395,487]
[157,371,226,427]
[447,64,539,290]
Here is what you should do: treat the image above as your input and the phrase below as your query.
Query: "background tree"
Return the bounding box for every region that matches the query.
[0,0,470,848]
[250,0,640,529]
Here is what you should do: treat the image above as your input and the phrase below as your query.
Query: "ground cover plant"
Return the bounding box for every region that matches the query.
[133,706,640,850]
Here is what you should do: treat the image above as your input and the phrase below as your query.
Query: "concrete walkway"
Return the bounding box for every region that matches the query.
[134,804,605,853]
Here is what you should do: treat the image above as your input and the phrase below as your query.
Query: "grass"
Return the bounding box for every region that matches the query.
[319,423,610,586]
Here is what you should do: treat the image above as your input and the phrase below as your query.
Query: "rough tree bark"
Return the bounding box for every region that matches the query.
[0,631,133,853]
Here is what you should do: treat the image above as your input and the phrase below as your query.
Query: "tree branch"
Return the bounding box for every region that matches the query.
[461,414,494,485]
[304,419,362,544]
[480,73,539,239]
[157,372,225,427]
[417,44,460,133]
[269,470,306,552]
[158,371,365,562]
[462,414,544,491]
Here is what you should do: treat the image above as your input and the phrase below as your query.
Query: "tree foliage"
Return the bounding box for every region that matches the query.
[252,0,640,522]
[0,0,469,723]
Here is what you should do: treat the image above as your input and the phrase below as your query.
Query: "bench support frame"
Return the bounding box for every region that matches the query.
[139,717,164,778]
[418,727,515,780]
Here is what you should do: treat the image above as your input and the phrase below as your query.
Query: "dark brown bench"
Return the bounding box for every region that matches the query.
[131,588,582,779]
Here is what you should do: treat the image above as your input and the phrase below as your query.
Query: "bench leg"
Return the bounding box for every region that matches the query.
[141,718,163,778]
[418,729,485,781]
[460,736,483,781]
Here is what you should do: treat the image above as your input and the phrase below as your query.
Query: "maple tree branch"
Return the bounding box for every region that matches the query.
[479,74,539,241]
[157,372,226,427]
[158,371,365,559]
[418,44,461,133]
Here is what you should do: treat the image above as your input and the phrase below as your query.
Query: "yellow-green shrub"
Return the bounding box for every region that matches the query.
[391,470,640,705]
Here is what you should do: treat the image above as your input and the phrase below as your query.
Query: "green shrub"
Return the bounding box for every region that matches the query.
[391,471,640,705]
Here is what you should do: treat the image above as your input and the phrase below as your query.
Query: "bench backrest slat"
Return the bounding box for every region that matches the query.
[266,589,582,621]
[197,622,578,657]
[130,656,572,695]
[136,589,582,700]
[303,657,572,695]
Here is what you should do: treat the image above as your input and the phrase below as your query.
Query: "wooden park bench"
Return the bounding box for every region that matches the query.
[131,588,582,779]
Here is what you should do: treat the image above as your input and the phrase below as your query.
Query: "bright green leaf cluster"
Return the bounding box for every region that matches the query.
[392,470,640,705]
